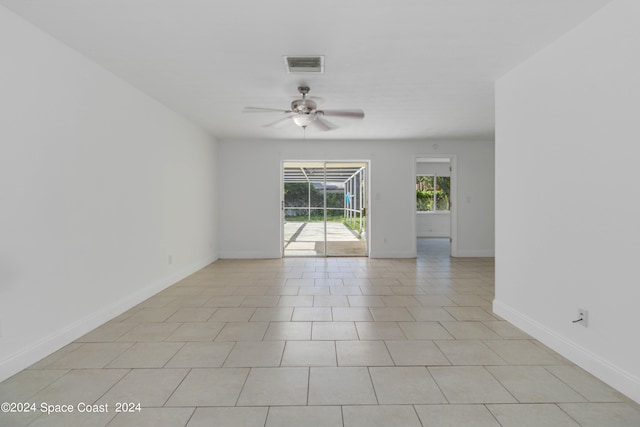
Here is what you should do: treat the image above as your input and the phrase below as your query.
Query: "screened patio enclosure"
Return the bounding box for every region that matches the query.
[283,162,367,257]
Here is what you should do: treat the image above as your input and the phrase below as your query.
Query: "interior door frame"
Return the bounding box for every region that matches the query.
[281,159,370,258]
[413,154,458,257]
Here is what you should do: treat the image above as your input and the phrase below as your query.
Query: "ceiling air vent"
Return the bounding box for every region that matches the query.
[284,56,325,73]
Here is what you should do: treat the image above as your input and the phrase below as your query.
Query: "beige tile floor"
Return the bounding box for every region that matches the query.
[1,239,639,426]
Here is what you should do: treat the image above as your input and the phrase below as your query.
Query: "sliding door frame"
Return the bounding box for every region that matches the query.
[281,159,370,258]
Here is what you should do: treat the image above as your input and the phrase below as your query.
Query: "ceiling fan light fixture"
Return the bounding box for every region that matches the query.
[292,114,316,128]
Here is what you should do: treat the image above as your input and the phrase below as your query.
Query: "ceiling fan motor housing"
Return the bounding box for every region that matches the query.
[291,98,317,114]
[291,86,316,114]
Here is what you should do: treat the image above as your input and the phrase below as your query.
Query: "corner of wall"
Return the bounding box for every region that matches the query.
[0,253,217,382]
[493,299,640,403]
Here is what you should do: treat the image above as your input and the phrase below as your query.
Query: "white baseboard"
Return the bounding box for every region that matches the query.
[493,299,640,404]
[219,251,281,259]
[369,250,417,259]
[0,253,217,382]
[455,249,495,257]
[220,251,421,259]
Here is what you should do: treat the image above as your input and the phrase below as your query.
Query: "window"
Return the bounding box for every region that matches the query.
[416,175,450,212]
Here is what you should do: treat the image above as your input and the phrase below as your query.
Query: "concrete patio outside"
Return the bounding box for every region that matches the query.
[284,221,367,257]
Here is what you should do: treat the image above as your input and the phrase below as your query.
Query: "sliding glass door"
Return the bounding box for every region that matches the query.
[283,162,326,256]
[283,162,367,257]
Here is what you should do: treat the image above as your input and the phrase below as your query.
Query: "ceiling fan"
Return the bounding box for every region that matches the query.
[243,86,364,131]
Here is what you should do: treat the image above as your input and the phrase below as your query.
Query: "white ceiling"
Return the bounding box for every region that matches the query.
[1,0,611,141]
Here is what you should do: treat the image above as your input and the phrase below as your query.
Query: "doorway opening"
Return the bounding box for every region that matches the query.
[282,161,368,257]
[415,156,457,257]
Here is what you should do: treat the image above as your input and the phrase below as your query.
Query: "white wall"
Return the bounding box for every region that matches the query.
[416,162,451,177]
[0,7,218,381]
[417,213,450,238]
[217,139,494,258]
[495,0,640,402]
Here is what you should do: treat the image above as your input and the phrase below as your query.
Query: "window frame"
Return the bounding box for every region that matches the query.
[416,174,450,213]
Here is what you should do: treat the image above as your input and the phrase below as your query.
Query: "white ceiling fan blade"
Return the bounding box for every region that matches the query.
[262,116,294,128]
[310,116,337,131]
[318,109,365,119]
[243,107,292,113]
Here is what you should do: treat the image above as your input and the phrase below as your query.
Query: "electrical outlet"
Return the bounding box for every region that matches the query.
[575,308,588,327]
[168,255,173,265]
